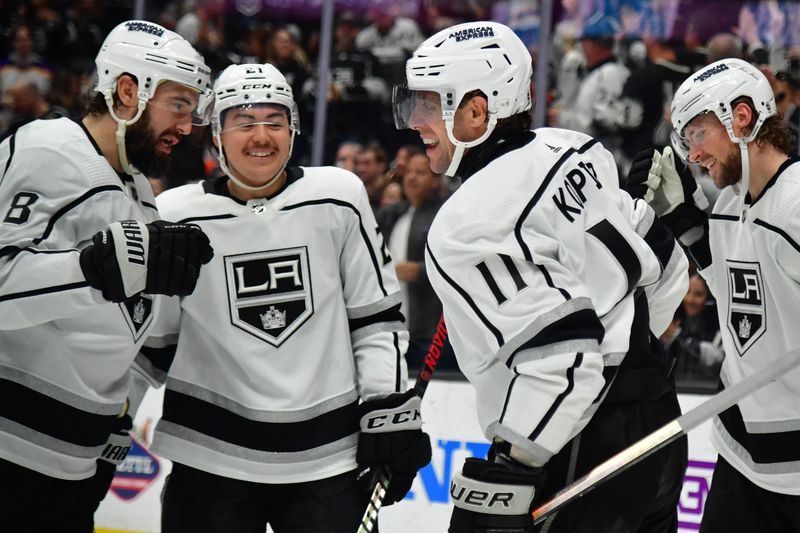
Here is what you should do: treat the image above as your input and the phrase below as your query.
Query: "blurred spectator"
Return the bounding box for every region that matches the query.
[355,3,424,86]
[48,70,82,118]
[376,153,453,370]
[380,181,403,207]
[617,37,692,159]
[706,32,744,63]
[388,143,423,184]
[0,25,52,97]
[549,13,630,168]
[266,27,311,164]
[334,140,362,172]
[356,142,390,210]
[662,274,724,391]
[0,79,67,140]
[771,69,800,155]
[304,12,388,163]
[59,0,106,74]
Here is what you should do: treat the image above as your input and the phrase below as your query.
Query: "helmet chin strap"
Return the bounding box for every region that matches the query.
[737,140,750,220]
[443,115,498,177]
[105,91,146,176]
[217,131,296,194]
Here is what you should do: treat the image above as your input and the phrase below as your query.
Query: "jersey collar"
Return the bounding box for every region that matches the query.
[746,155,798,207]
[456,129,536,182]
[202,166,305,204]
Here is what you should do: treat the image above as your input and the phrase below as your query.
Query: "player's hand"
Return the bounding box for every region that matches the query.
[625,147,708,246]
[80,220,214,302]
[357,389,432,505]
[449,453,544,533]
[396,261,422,282]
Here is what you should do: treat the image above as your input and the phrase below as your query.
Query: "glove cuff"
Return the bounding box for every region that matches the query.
[451,470,536,516]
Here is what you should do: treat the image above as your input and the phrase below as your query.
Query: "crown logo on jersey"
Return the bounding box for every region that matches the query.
[260,305,286,330]
[738,315,751,339]
[133,299,146,324]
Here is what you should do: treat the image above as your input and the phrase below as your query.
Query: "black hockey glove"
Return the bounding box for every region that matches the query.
[357,389,432,505]
[99,412,133,467]
[80,220,214,303]
[624,147,709,247]
[449,452,545,533]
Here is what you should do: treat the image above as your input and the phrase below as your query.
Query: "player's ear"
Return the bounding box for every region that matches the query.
[732,101,754,137]
[115,74,139,109]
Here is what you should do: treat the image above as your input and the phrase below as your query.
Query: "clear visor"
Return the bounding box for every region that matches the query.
[219,103,292,135]
[146,85,214,126]
[392,84,444,130]
[670,130,690,164]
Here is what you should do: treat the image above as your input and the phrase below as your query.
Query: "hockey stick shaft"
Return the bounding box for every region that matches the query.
[532,347,800,524]
[357,316,448,533]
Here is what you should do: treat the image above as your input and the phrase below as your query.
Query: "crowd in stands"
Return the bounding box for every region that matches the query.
[2,0,799,385]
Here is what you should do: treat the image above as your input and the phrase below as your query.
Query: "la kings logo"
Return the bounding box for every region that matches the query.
[121,294,153,341]
[225,247,313,346]
[727,260,766,355]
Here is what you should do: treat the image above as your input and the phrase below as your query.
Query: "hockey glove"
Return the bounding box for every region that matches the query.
[449,454,545,533]
[80,220,213,302]
[357,389,432,505]
[625,147,709,247]
[98,412,133,467]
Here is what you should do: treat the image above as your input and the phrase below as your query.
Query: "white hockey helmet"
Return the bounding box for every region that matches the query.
[94,20,212,174]
[95,20,212,122]
[393,21,533,176]
[212,63,299,192]
[670,58,776,158]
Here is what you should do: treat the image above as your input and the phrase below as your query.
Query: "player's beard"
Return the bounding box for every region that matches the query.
[713,146,743,189]
[125,108,171,177]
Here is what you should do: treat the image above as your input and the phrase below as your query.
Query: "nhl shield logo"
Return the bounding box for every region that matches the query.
[225,247,313,346]
[726,260,766,355]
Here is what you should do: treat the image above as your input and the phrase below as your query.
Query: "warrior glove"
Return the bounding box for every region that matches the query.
[625,147,709,247]
[80,220,214,303]
[449,453,545,533]
[357,389,432,505]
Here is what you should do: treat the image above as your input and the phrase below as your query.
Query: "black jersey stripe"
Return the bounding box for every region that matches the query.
[709,213,740,222]
[161,389,360,453]
[0,280,89,303]
[426,242,505,347]
[527,352,584,442]
[33,185,125,245]
[587,219,642,296]
[348,302,404,332]
[0,378,117,447]
[142,200,158,211]
[505,309,604,369]
[754,218,800,254]
[0,246,77,260]
[642,217,676,271]
[179,213,237,224]
[393,331,402,392]
[514,138,599,263]
[0,133,16,187]
[282,199,388,296]
[718,402,800,464]
[138,344,177,374]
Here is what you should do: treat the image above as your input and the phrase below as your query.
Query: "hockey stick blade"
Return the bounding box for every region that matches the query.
[533,347,800,524]
[357,316,448,533]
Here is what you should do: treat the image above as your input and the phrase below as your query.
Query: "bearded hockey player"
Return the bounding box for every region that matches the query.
[0,21,213,532]
[627,57,800,532]
[137,63,431,533]
[393,21,689,532]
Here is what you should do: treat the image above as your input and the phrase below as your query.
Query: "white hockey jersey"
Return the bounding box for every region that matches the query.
[701,157,800,494]
[425,128,688,466]
[0,118,160,480]
[145,167,409,484]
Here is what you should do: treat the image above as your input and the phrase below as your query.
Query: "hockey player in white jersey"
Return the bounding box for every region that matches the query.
[0,21,213,532]
[393,21,690,532]
[626,57,800,532]
[135,63,431,533]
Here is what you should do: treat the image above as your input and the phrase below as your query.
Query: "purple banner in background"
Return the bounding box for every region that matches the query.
[229,0,422,20]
